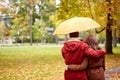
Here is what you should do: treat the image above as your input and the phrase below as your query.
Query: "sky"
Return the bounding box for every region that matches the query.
[0,0,10,7]
[55,0,60,7]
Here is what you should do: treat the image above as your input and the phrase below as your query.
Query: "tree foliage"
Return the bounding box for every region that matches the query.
[55,0,91,22]
[8,0,55,44]
[55,0,120,53]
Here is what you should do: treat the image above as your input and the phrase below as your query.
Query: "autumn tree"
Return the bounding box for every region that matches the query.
[36,0,55,43]
[112,0,120,46]
[55,0,91,22]
[10,0,55,44]
[55,0,120,54]
[86,0,120,54]
[0,0,15,44]
[10,0,30,44]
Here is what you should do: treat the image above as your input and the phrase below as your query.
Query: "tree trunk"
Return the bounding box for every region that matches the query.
[28,6,33,46]
[105,0,113,54]
[106,27,113,54]
[21,38,24,45]
[105,13,113,54]
[29,15,33,46]
[113,28,117,47]
[118,37,120,44]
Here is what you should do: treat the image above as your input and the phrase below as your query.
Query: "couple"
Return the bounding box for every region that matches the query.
[62,32,106,80]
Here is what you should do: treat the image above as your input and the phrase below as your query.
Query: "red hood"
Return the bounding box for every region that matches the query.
[63,41,81,53]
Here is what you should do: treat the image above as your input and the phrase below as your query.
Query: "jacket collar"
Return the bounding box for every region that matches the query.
[68,37,80,42]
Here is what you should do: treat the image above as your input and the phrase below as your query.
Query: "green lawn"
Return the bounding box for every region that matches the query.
[0,45,120,80]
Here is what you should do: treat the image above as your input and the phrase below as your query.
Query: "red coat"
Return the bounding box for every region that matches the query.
[62,41,106,80]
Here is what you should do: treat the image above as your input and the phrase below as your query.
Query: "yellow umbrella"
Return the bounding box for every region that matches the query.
[53,17,100,35]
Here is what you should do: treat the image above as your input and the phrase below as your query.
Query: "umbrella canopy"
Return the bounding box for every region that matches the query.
[53,17,100,35]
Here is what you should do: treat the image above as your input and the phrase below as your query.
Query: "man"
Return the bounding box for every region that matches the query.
[62,32,106,80]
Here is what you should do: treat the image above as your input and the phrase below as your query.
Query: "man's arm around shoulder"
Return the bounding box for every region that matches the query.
[83,43,106,58]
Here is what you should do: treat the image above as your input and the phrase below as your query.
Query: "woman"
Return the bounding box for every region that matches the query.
[62,32,106,80]
[67,35,105,80]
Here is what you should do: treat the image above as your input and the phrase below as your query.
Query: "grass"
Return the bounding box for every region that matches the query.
[105,46,120,69]
[0,45,120,80]
[0,45,64,80]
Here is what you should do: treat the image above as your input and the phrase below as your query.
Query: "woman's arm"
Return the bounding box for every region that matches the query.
[67,57,88,70]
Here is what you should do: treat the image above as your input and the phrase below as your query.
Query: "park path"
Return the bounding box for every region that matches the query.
[105,66,120,80]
